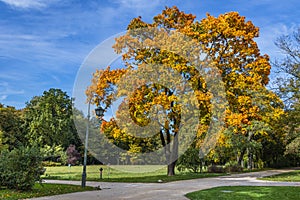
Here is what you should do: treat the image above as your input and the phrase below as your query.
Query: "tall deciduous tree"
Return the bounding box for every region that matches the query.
[87,7,279,175]
[274,28,300,160]
[24,88,79,149]
[0,104,26,151]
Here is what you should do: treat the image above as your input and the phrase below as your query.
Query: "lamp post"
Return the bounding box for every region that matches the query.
[81,98,104,187]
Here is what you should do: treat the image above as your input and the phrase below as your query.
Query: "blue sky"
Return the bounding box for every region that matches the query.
[0,0,299,109]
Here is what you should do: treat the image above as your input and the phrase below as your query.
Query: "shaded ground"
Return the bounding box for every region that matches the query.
[30,168,300,200]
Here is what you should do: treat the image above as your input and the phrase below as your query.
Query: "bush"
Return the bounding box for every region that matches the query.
[66,144,81,165]
[42,161,62,167]
[177,148,203,173]
[207,165,225,173]
[224,161,243,173]
[40,145,67,165]
[257,159,265,169]
[0,146,44,191]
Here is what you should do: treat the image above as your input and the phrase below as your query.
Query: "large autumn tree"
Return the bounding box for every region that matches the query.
[87,6,280,175]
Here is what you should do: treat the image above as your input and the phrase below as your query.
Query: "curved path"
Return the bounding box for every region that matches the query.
[30,169,300,200]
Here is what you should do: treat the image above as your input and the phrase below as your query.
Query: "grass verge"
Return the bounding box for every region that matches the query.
[185,186,300,200]
[42,165,225,183]
[0,183,95,200]
[259,170,300,182]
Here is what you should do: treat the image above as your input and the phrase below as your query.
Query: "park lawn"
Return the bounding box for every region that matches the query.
[42,165,225,183]
[259,170,300,182]
[0,183,95,200]
[185,186,300,200]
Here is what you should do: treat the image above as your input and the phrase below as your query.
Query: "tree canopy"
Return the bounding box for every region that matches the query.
[274,28,300,160]
[87,6,283,175]
[24,88,79,148]
[0,104,26,151]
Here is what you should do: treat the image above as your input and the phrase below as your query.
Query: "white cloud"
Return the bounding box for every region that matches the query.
[256,23,297,60]
[115,0,162,9]
[0,82,24,100]
[0,0,57,9]
[0,31,87,73]
[0,95,8,101]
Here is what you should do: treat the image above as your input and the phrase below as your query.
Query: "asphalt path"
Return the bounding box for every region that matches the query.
[29,168,300,200]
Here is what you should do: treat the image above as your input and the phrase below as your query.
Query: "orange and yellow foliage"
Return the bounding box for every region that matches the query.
[86,6,284,161]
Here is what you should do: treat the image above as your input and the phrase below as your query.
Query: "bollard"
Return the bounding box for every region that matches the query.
[99,167,103,179]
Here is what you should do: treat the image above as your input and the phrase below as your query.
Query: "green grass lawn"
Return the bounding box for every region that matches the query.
[259,170,300,182]
[42,165,225,182]
[0,183,95,200]
[185,186,300,200]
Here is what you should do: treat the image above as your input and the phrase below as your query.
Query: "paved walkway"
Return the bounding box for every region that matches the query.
[30,169,300,200]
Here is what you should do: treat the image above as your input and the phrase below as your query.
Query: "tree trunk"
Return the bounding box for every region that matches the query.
[237,149,246,166]
[247,131,254,169]
[160,98,180,177]
[167,161,176,176]
[168,127,179,176]
[247,148,253,170]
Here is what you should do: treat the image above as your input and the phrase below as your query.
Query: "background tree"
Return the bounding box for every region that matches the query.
[0,104,26,151]
[72,107,107,165]
[177,147,203,173]
[40,144,67,165]
[274,28,300,163]
[24,88,81,150]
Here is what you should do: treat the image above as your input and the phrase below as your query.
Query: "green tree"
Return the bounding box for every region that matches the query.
[177,147,204,173]
[40,144,67,165]
[24,88,80,149]
[0,104,26,151]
